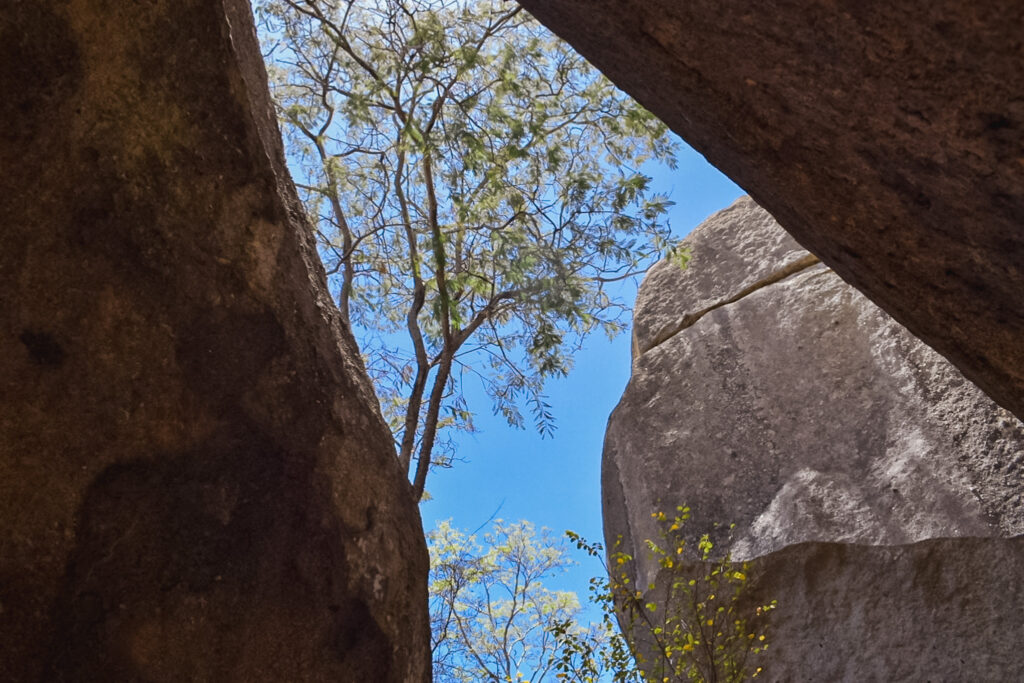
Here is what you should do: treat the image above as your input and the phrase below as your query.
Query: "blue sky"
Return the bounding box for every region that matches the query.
[420,135,743,597]
[256,0,742,617]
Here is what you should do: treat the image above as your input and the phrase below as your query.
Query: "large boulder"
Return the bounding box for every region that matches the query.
[0,1,429,681]
[604,197,1024,679]
[520,0,1024,422]
[742,536,1024,679]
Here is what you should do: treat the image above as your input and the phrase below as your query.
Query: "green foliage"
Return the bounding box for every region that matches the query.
[428,519,600,682]
[425,511,775,682]
[256,0,678,499]
[549,533,644,683]
[556,510,777,683]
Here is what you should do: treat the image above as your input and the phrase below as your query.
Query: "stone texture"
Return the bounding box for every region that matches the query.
[632,198,817,358]
[741,536,1024,680]
[520,0,1024,421]
[603,197,1024,678]
[0,1,429,681]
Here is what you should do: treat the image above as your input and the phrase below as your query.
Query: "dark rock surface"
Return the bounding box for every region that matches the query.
[0,1,429,680]
[604,198,1024,678]
[520,0,1024,421]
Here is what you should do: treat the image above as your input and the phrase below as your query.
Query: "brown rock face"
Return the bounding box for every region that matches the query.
[0,1,429,681]
[604,198,1024,679]
[519,0,1024,421]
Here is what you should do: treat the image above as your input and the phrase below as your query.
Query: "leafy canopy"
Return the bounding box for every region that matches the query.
[257,0,678,499]
[429,519,600,682]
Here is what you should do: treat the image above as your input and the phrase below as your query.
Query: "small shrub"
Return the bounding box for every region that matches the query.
[553,507,777,683]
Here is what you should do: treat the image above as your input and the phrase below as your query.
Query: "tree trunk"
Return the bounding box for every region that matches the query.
[411,351,454,501]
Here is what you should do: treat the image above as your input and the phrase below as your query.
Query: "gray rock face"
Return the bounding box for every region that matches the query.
[520,0,1024,422]
[744,537,1024,680]
[604,197,1024,679]
[0,1,429,680]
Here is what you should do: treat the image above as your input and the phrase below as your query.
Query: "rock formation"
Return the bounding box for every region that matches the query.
[0,1,429,680]
[520,0,1024,422]
[604,197,1024,679]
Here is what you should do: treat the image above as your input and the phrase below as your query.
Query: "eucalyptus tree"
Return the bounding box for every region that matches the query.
[257,0,678,500]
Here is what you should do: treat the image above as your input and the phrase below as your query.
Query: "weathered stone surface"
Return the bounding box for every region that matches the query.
[604,198,1024,678]
[520,0,1024,421]
[632,198,817,358]
[742,536,1024,680]
[0,1,429,681]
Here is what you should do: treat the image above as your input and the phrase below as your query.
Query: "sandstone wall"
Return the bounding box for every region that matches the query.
[0,1,429,680]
